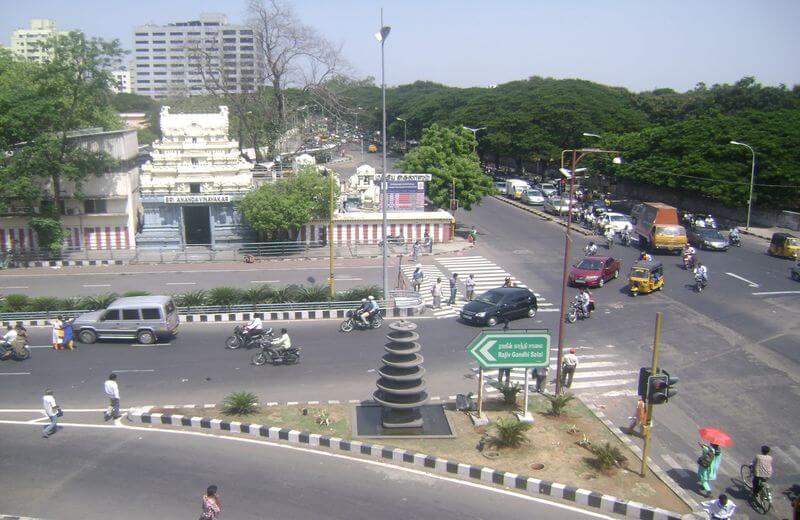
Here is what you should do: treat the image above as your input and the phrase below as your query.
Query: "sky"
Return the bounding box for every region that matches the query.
[1,0,799,93]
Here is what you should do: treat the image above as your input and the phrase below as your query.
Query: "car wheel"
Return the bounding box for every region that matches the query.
[598,278,605,288]
[137,330,156,345]
[613,269,619,279]
[792,271,800,281]
[486,316,498,327]
[527,307,536,318]
[78,329,97,344]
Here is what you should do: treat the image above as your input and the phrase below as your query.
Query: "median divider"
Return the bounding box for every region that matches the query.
[491,195,595,237]
[127,407,687,520]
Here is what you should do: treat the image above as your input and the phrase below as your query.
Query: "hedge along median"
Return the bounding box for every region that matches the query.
[130,392,691,519]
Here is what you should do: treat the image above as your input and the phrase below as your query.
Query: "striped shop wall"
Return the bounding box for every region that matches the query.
[300,221,452,244]
[0,226,132,251]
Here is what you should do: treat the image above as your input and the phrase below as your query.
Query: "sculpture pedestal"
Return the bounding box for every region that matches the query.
[353,403,455,439]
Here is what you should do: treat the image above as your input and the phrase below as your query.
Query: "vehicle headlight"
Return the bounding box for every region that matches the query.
[475,312,487,318]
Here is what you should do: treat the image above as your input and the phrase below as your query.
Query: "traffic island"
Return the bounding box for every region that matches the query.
[132,393,691,519]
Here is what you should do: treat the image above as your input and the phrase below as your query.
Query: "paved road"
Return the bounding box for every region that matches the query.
[0,421,610,520]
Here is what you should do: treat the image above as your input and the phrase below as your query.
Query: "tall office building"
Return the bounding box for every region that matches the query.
[132,13,260,99]
[10,19,65,62]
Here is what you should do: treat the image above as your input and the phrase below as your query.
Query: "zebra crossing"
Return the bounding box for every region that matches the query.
[400,255,558,319]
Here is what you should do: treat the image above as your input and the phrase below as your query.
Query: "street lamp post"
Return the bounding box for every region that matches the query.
[356,106,364,163]
[396,117,407,152]
[730,141,756,230]
[463,126,486,153]
[554,136,621,395]
[376,13,391,302]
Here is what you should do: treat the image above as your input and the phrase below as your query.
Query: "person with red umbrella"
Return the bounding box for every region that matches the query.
[697,427,733,497]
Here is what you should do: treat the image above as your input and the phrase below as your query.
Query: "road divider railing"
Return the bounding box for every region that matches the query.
[0,293,425,327]
[492,195,594,237]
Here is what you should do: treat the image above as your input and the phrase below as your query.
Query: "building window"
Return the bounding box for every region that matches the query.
[135,32,148,36]
[152,32,165,36]
[191,158,199,165]
[84,199,107,214]
[189,183,201,193]
[240,37,253,43]
[223,30,236,35]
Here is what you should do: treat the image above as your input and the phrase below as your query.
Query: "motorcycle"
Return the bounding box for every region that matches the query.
[0,341,31,361]
[583,244,598,256]
[605,233,614,250]
[729,234,741,247]
[566,299,592,323]
[339,309,383,332]
[683,253,696,270]
[620,231,632,247]
[225,325,273,349]
[251,344,302,366]
[694,272,707,292]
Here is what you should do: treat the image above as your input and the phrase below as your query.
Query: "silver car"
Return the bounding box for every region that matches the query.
[73,296,180,345]
[522,189,546,205]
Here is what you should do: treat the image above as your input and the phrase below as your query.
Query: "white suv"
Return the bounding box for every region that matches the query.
[600,212,633,233]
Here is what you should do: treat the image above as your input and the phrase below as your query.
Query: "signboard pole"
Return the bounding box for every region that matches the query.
[473,368,487,425]
[516,369,533,423]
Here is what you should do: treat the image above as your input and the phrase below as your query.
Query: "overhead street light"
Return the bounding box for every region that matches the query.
[729,140,756,230]
[462,126,486,153]
[396,117,407,152]
[376,11,391,302]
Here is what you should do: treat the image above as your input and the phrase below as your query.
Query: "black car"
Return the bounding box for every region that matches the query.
[687,227,729,251]
[459,287,537,326]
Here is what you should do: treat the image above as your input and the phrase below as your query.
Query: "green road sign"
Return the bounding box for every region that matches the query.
[466,330,551,369]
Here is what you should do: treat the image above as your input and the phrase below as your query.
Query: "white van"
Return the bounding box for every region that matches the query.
[505,179,530,199]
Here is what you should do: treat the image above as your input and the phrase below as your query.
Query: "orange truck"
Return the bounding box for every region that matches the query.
[634,202,687,253]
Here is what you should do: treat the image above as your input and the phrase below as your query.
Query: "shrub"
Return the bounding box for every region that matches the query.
[207,287,243,307]
[122,290,151,297]
[498,383,522,405]
[546,392,575,416]
[60,297,86,310]
[590,442,627,471]
[28,296,62,312]
[81,293,119,310]
[241,285,273,306]
[221,391,260,416]
[174,290,207,308]
[489,416,532,448]
[297,285,330,302]
[270,284,302,303]
[342,284,383,301]
[3,294,30,312]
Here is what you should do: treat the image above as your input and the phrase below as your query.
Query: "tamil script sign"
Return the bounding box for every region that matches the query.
[375,173,432,182]
[164,195,231,204]
[466,330,551,369]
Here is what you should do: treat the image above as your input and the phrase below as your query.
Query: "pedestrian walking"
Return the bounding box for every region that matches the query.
[561,348,579,388]
[42,389,60,438]
[423,232,432,253]
[104,373,121,421]
[702,494,735,519]
[697,441,716,497]
[627,397,647,436]
[465,274,476,301]
[431,277,443,309]
[51,315,64,350]
[62,318,75,351]
[411,264,424,292]
[447,273,459,305]
[498,368,511,386]
[411,240,421,262]
[532,366,548,393]
[200,485,222,519]
[709,443,722,483]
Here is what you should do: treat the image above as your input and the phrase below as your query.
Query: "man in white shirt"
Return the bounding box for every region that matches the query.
[244,316,263,340]
[3,325,17,345]
[702,494,736,519]
[42,389,59,438]
[561,348,579,388]
[104,373,121,421]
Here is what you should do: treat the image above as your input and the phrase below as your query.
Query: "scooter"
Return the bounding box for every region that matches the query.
[225,325,273,349]
[340,309,383,332]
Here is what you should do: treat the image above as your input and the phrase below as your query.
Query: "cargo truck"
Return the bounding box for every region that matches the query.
[635,202,687,253]
[505,179,530,199]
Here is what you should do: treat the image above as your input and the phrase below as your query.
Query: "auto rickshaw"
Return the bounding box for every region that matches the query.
[767,232,800,259]
[628,260,664,296]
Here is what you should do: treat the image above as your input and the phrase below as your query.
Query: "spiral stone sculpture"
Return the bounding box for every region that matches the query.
[372,320,429,428]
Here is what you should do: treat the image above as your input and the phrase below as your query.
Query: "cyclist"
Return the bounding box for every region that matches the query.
[752,445,773,498]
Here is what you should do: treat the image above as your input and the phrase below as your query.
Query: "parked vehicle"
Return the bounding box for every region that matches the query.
[252,344,302,366]
[459,287,537,326]
[505,179,530,199]
[73,296,179,345]
[687,227,729,251]
[628,260,664,296]
[538,183,558,198]
[634,202,687,253]
[340,309,383,332]
[225,325,273,349]
[767,232,800,259]
[522,189,546,205]
[568,256,621,288]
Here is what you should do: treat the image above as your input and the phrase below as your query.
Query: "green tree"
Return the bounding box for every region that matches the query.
[396,124,492,210]
[239,165,337,240]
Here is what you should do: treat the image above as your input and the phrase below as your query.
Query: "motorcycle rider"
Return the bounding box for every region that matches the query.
[682,244,697,268]
[269,328,292,353]
[577,288,592,318]
[584,241,598,256]
[366,295,381,322]
[0,325,27,361]
[694,261,708,286]
[639,251,653,262]
[243,315,263,341]
[357,298,371,326]
[2,325,17,347]
[620,228,632,246]
[729,226,740,244]
[604,226,615,249]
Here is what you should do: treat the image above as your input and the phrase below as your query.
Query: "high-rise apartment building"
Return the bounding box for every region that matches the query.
[132,13,260,99]
[10,19,65,62]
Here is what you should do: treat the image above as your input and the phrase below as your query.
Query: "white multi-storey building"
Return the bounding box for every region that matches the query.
[111,69,132,93]
[138,106,255,247]
[10,19,65,62]
[132,13,259,99]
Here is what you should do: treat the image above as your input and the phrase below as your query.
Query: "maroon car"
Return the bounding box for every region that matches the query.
[568,256,621,288]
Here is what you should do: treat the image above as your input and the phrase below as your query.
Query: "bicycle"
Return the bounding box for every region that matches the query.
[740,463,773,514]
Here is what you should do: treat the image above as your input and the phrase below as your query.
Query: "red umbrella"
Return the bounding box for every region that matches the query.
[698,427,734,447]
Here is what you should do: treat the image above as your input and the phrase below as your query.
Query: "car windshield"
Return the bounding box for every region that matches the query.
[788,238,800,247]
[698,229,723,239]
[540,184,555,190]
[609,215,628,222]
[657,226,683,236]
[526,190,543,196]
[631,267,650,278]
[577,259,603,270]
[476,291,504,304]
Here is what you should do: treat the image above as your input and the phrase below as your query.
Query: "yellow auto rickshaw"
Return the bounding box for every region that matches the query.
[628,260,664,296]
[367,144,378,153]
[767,232,800,259]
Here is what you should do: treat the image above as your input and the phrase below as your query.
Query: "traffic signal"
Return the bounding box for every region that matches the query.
[637,367,652,399]
[648,370,679,404]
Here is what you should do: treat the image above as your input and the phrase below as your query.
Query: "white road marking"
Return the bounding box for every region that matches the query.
[0,286,29,289]
[336,277,363,281]
[0,372,30,376]
[0,419,615,519]
[751,290,800,296]
[83,284,111,287]
[29,345,54,349]
[166,282,196,285]
[250,280,280,283]
[771,446,800,472]
[111,369,155,373]
[567,379,635,390]
[0,408,110,412]
[129,343,171,347]
[725,272,759,288]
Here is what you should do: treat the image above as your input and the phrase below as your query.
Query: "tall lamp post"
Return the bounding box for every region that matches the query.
[356,106,364,163]
[396,117,407,152]
[554,137,622,395]
[730,141,756,230]
[463,126,486,153]
[376,13,391,302]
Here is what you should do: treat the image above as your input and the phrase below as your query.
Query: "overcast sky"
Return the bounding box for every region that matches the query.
[2,0,798,93]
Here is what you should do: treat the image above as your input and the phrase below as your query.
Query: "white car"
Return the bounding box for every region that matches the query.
[544,197,577,216]
[600,212,633,233]
[538,183,558,198]
[522,189,546,205]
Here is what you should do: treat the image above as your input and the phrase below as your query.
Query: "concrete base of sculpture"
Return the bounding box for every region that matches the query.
[353,403,455,439]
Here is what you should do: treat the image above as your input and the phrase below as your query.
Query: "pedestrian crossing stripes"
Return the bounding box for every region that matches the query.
[401,255,559,319]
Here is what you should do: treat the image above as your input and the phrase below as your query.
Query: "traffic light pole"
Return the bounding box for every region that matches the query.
[641,312,663,477]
